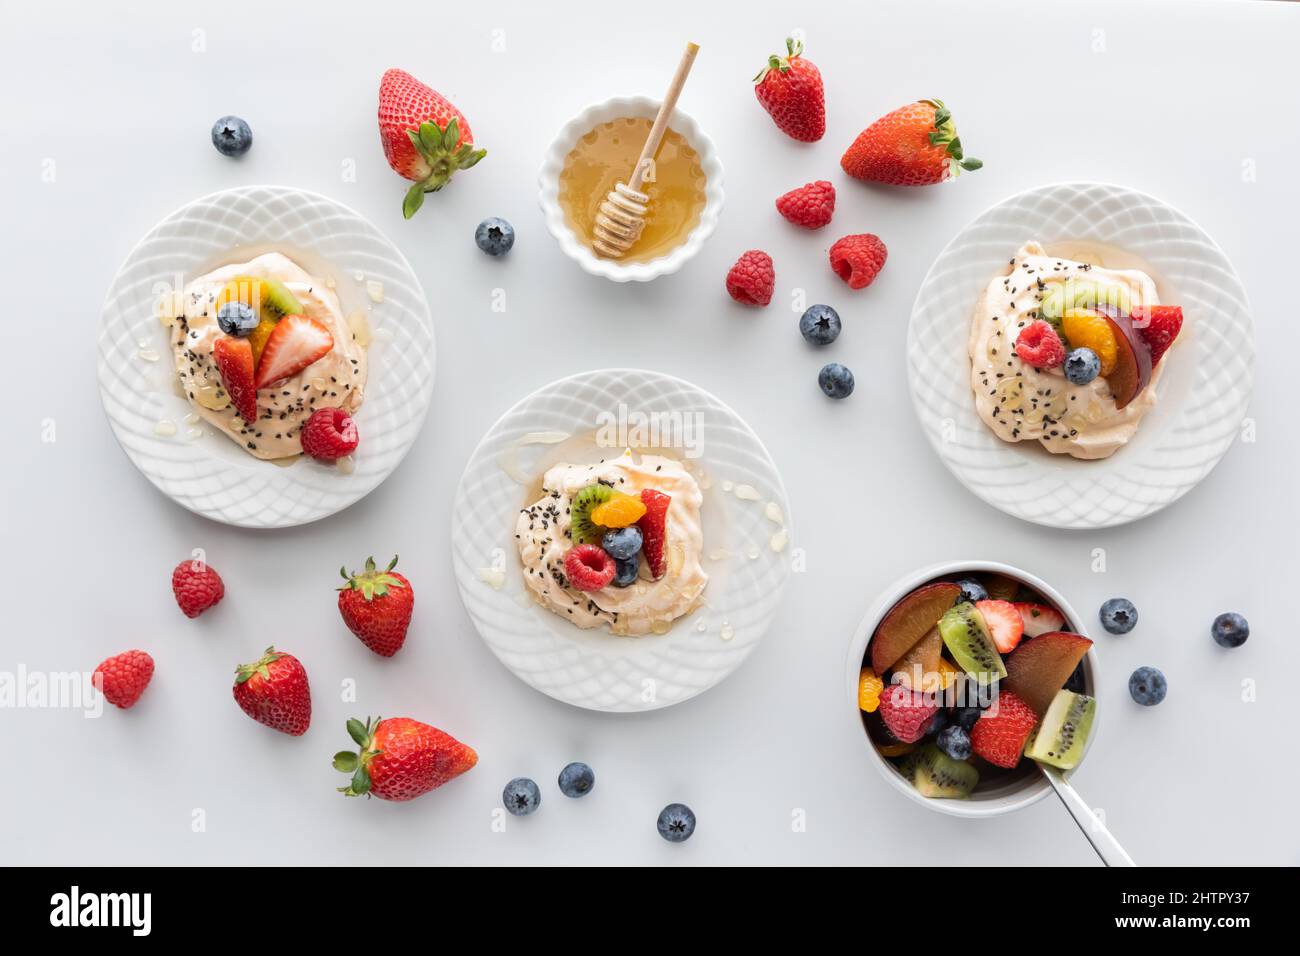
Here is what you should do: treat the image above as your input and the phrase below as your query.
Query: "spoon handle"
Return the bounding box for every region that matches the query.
[629,42,699,192]
[1040,765,1136,867]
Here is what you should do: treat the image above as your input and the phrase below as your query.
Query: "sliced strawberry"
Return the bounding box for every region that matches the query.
[253,314,334,389]
[1014,602,1066,638]
[970,689,1038,768]
[975,599,1024,654]
[212,336,258,423]
[1131,305,1183,367]
[637,489,671,580]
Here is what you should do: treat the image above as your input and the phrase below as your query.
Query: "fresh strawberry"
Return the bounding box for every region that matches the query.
[1015,602,1066,638]
[829,234,887,290]
[253,314,333,389]
[877,683,940,744]
[1015,320,1066,369]
[378,68,487,219]
[337,556,414,657]
[975,599,1025,653]
[300,407,359,461]
[212,336,257,423]
[1131,305,1183,366]
[232,646,311,736]
[775,180,835,229]
[637,489,671,579]
[564,544,616,591]
[841,98,982,186]
[970,689,1038,768]
[171,558,225,618]
[93,650,154,709]
[753,38,825,142]
[725,250,775,306]
[334,716,477,801]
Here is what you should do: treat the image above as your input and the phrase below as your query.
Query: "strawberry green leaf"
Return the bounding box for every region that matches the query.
[403,182,426,220]
[418,122,444,154]
[332,751,358,773]
[442,117,460,151]
[351,766,371,795]
[346,718,369,747]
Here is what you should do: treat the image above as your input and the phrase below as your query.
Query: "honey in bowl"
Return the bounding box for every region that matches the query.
[558,117,706,264]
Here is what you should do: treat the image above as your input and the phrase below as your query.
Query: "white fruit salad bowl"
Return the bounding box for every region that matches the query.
[846,560,1100,818]
[538,95,724,283]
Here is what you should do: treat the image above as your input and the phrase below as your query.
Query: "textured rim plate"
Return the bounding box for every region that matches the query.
[909,181,1254,529]
[97,185,435,528]
[451,369,791,712]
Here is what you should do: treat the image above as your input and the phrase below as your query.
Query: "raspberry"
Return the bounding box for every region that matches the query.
[94,650,154,709]
[877,683,940,744]
[172,559,225,618]
[1014,320,1066,369]
[775,180,835,229]
[564,544,616,592]
[829,234,887,290]
[300,407,360,461]
[725,250,775,306]
[970,689,1038,768]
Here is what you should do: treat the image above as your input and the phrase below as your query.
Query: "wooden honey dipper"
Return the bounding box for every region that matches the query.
[592,41,700,259]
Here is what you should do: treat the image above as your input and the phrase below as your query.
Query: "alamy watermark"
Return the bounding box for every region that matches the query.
[595,403,704,459]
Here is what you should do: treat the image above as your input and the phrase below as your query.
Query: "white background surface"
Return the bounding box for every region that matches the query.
[2,0,1295,865]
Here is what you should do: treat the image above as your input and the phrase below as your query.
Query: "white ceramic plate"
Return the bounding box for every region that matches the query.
[538,96,724,282]
[451,369,790,712]
[908,182,1254,529]
[97,185,435,528]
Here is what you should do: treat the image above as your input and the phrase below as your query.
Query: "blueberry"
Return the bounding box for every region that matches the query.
[1099,598,1138,635]
[602,526,642,561]
[612,555,639,588]
[1064,347,1101,385]
[954,577,989,604]
[1211,612,1249,648]
[557,762,595,798]
[657,803,696,843]
[475,217,515,256]
[1128,666,1167,706]
[1064,662,1087,693]
[216,301,258,336]
[928,709,949,735]
[799,304,841,345]
[502,777,540,815]
[211,115,252,157]
[818,362,855,399]
[936,725,972,761]
[953,706,981,730]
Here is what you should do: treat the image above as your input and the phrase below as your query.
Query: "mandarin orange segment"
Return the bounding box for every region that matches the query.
[590,493,647,528]
[935,657,959,690]
[216,277,265,313]
[877,742,915,758]
[1061,308,1119,376]
[858,668,884,713]
[247,317,277,366]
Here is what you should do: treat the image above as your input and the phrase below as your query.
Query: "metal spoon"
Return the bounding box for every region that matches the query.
[1039,764,1135,866]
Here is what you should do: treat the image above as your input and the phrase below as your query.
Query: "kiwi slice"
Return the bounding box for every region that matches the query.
[1039,283,1066,326]
[938,602,1007,684]
[569,484,614,545]
[224,274,303,317]
[1025,690,1095,770]
[902,744,978,799]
